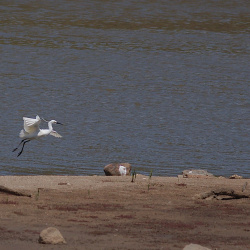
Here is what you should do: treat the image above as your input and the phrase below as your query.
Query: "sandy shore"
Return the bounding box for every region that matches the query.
[0,175,249,250]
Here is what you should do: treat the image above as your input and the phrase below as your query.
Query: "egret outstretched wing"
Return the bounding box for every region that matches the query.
[14,115,63,157]
[50,130,62,138]
[23,115,41,134]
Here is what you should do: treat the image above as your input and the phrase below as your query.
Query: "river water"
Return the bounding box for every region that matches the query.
[0,0,249,177]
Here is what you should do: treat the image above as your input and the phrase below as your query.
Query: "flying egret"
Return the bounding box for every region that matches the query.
[13,115,63,157]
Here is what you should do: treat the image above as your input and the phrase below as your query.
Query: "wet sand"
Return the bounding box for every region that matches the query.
[0,175,249,250]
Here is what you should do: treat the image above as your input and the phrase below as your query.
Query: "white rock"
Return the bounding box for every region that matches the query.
[183,243,211,250]
[39,227,66,244]
[183,169,214,178]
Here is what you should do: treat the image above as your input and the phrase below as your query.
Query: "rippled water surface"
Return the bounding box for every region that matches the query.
[0,0,249,177]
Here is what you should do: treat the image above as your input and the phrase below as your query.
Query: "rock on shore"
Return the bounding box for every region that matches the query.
[39,227,66,244]
[104,163,131,176]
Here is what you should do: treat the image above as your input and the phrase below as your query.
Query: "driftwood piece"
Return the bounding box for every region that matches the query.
[0,185,32,197]
[195,188,250,200]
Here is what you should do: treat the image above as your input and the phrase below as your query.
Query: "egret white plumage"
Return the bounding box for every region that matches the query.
[13,115,63,157]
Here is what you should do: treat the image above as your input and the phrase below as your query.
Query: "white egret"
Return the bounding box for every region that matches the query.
[13,115,63,157]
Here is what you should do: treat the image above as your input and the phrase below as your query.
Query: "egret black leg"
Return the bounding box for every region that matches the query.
[17,140,31,157]
[13,139,28,152]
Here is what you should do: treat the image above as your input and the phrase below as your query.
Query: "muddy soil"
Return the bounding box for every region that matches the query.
[0,175,249,250]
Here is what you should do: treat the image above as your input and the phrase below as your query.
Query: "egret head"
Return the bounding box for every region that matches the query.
[42,118,63,125]
[54,120,63,125]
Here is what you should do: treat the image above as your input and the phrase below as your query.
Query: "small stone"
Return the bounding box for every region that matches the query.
[229,174,243,179]
[183,243,211,250]
[104,163,131,176]
[39,227,66,244]
[183,169,214,178]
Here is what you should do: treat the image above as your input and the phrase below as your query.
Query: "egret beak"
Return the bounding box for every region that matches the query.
[57,122,63,125]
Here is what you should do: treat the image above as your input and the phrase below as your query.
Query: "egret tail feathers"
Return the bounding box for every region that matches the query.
[19,129,27,138]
